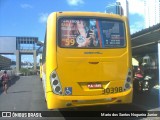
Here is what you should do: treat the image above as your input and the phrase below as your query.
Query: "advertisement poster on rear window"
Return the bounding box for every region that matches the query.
[60,19,125,48]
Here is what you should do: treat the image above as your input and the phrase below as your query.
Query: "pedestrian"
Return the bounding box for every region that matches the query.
[1,71,9,94]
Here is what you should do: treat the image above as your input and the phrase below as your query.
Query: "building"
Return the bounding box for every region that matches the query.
[0,36,43,73]
[105,2,123,15]
[117,0,129,17]
[144,0,160,28]
[0,55,11,70]
[105,0,129,17]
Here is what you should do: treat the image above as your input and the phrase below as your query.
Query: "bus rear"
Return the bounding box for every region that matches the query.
[44,12,132,109]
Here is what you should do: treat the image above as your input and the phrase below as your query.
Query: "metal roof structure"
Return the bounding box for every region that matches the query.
[131,23,160,55]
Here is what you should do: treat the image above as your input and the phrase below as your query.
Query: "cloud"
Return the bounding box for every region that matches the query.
[66,0,84,6]
[20,3,33,9]
[130,21,145,34]
[128,0,144,17]
[39,13,49,23]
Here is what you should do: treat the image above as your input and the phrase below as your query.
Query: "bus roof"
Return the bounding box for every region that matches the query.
[50,11,127,20]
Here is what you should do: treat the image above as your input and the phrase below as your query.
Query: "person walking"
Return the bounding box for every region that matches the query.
[1,71,9,94]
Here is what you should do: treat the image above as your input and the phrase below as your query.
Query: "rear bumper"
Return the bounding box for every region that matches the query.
[46,88,133,109]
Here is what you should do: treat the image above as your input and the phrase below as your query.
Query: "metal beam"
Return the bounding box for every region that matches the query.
[132,42,157,49]
[132,28,160,40]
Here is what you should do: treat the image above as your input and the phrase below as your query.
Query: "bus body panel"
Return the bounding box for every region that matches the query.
[56,48,129,96]
[46,12,58,93]
[47,88,132,109]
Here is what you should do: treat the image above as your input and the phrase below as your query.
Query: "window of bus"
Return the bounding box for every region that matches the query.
[58,18,126,48]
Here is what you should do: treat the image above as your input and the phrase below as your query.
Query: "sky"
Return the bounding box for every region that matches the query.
[0,0,145,62]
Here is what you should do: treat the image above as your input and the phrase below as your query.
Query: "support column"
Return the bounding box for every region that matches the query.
[33,50,37,71]
[16,50,20,73]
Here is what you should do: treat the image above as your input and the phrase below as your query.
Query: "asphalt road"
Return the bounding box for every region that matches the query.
[0,75,159,120]
[0,76,47,111]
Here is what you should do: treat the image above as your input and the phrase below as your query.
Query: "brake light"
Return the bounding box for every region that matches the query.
[124,69,132,91]
[50,71,62,95]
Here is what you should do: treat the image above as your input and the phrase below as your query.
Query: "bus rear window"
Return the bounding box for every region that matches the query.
[59,18,125,48]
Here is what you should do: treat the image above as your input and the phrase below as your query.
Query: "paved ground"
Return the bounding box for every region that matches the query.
[133,86,159,111]
[0,76,65,120]
[0,76,47,111]
[0,75,159,120]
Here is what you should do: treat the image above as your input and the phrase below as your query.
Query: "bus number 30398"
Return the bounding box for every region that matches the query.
[102,87,123,94]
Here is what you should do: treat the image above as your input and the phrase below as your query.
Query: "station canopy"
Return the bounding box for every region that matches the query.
[131,23,160,56]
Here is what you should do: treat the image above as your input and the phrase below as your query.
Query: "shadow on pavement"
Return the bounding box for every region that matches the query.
[57,104,147,120]
[7,90,31,94]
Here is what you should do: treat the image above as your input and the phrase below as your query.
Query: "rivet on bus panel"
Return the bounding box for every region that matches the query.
[116,100,122,103]
[72,100,78,102]
[105,98,112,101]
[66,102,72,106]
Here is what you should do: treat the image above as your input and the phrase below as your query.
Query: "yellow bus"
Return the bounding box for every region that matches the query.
[41,12,132,109]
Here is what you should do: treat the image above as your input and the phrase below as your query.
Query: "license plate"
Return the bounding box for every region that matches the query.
[102,87,123,94]
[87,83,102,89]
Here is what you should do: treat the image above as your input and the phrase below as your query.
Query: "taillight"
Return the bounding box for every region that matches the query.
[50,71,62,95]
[124,69,132,91]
